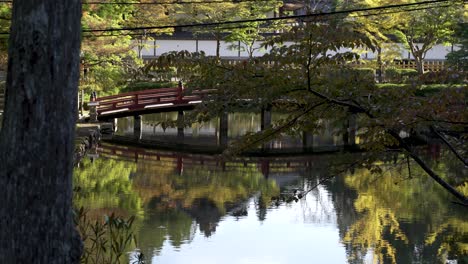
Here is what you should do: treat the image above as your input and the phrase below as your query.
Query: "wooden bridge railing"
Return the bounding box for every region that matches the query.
[95,84,211,115]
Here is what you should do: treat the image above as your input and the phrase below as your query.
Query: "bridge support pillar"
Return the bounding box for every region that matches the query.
[177,110,184,140]
[134,115,142,140]
[112,118,118,132]
[261,105,272,150]
[176,156,183,175]
[219,111,229,148]
[260,160,270,178]
[261,105,272,131]
[343,114,357,148]
[302,132,314,150]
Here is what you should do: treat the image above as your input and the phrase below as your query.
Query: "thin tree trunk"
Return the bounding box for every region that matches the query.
[406,35,425,75]
[216,38,220,59]
[376,46,383,83]
[0,1,82,263]
[415,56,425,74]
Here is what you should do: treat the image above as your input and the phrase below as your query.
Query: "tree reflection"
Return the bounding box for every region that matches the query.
[73,158,142,218]
[338,152,467,263]
[74,143,467,263]
[137,208,196,257]
[131,156,280,257]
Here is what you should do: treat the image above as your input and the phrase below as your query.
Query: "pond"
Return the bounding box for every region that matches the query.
[74,113,467,264]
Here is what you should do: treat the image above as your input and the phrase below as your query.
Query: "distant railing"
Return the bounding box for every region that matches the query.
[144,57,447,72]
[394,60,445,72]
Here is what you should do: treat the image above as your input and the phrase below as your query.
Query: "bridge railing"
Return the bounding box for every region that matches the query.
[95,86,213,115]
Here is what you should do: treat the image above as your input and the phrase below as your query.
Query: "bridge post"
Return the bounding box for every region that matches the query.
[302,132,314,150]
[134,115,142,140]
[343,114,356,148]
[260,160,270,178]
[261,105,272,131]
[177,110,184,140]
[219,111,229,148]
[112,118,118,132]
[88,91,98,122]
[261,105,272,150]
[177,81,184,103]
[176,156,183,175]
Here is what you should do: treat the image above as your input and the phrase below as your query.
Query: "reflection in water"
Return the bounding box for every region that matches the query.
[73,158,142,217]
[133,154,280,240]
[115,112,345,149]
[339,155,467,264]
[73,143,467,264]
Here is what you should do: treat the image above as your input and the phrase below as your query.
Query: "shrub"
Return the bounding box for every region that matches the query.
[399,69,419,78]
[385,68,418,83]
[353,68,376,80]
[323,67,376,83]
[418,70,466,84]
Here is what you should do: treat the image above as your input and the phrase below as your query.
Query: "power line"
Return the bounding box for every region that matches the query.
[79,2,454,39]
[0,0,281,4]
[80,0,454,33]
[0,0,458,37]
[85,0,280,5]
[82,23,254,38]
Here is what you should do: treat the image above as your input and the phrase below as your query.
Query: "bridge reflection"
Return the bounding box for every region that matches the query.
[98,142,328,180]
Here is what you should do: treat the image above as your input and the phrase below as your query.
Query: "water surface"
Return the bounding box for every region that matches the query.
[74,141,467,264]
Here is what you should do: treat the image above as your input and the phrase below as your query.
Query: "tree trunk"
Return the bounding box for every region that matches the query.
[414,55,425,75]
[0,1,82,263]
[216,38,220,59]
[376,46,383,83]
[406,36,425,75]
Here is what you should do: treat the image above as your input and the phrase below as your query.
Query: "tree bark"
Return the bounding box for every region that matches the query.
[414,55,425,75]
[0,1,82,263]
[406,35,425,74]
[216,38,220,59]
[376,46,383,83]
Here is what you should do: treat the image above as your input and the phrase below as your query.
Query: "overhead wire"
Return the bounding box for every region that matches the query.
[0,0,460,38]
[78,0,455,33]
[80,2,455,39]
[0,0,282,4]
[82,23,255,38]
[84,0,282,5]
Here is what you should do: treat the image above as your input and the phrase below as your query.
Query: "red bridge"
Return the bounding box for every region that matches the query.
[95,85,211,120]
